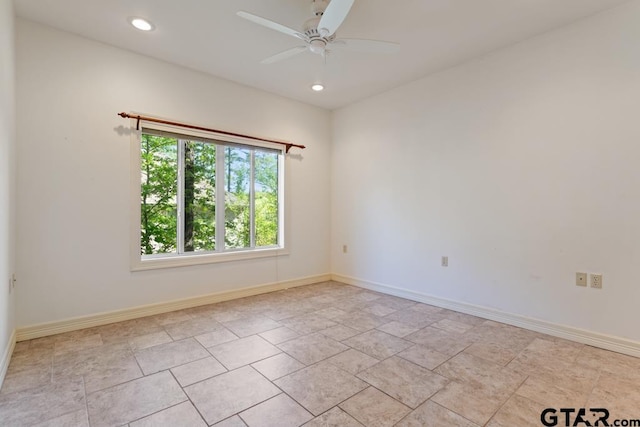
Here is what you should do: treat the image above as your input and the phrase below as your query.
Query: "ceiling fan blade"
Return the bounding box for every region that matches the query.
[331,38,400,54]
[318,0,355,37]
[237,11,307,41]
[261,46,308,64]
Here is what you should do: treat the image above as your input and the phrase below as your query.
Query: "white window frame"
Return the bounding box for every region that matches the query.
[129,118,289,271]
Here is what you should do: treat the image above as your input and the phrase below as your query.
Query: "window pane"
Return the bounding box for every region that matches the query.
[255,151,279,246]
[224,147,251,249]
[184,141,216,252]
[140,134,178,255]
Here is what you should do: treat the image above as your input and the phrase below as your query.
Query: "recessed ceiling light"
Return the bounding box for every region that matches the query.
[130,17,154,32]
[311,84,324,92]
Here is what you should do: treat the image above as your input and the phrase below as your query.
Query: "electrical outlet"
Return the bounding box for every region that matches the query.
[576,272,587,287]
[441,256,448,267]
[342,245,348,254]
[590,274,603,289]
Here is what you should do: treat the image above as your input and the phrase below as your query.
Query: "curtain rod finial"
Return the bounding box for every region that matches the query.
[118,112,128,118]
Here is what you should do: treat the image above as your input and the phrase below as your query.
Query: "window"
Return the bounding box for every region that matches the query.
[132,126,285,270]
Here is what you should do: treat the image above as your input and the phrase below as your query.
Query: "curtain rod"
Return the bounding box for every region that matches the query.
[117,112,305,153]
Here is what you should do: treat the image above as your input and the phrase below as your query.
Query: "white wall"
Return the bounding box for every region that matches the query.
[15,20,332,327]
[0,0,16,362]
[332,1,640,342]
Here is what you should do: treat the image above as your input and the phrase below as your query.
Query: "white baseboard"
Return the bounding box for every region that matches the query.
[0,329,17,388]
[332,273,640,358]
[16,273,331,341]
[16,271,640,359]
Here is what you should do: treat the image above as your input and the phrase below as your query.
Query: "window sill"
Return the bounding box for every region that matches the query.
[131,247,289,271]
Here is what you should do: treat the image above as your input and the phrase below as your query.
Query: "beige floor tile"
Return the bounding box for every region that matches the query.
[464,322,537,353]
[357,356,449,408]
[239,393,313,427]
[134,337,210,375]
[373,295,418,311]
[96,318,164,345]
[509,338,581,373]
[279,314,338,334]
[516,376,589,408]
[0,370,52,395]
[588,388,638,420]
[0,378,86,427]
[27,336,57,352]
[130,401,206,427]
[384,310,442,329]
[587,372,640,419]
[207,309,248,323]
[350,291,384,303]
[303,407,362,427]
[274,362,368,416]
[12,341,31,356]
[332,310,388,332]
[87,371,186,427]
[251,353,305,380]
[208,335,281,370]
[397,345,450,370]
[434,353,525,395]
[507,341,577,375]
[148,310,193,326]
[593,371,640,399]
[376,321,419,338]
[431,319,474,335]
[463,341,519,366]
[222,315,282,337]
[409,304,445,316]
[1,352,52,394]
[261,305,312,321]
[343,330,413,360]
[259,327,300,345]
[30,329,98,351]
[53,333,103,356]
[213,415,247,426]
[340,387,411,427]
[163,317,223,341]
[127,330,173,352]
[53,342,143,394]
[325,348,380,374]
[361,304,398,317]
[4,346,53,377]
[185,366,280,425]
[431,381,507,426]
[314,307,349,319]
[442,311,485,327]
[8,282,640,427]
[31,408,90,427]
[278,333,348,365]
[194,328,239,348]
[396,400,479,427]
[318,325,360,341]
[486,395,547,427]
[405,326,475,356]
[577,345,640,379]
[170,356,227,386]
[525,362,599,394]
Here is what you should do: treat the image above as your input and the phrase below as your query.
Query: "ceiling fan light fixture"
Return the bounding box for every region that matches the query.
[311,83,325,92]
[129,17,154,31]
[309,39,326,54]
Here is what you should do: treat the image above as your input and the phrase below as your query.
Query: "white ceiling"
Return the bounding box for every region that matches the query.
[15,0,628,110]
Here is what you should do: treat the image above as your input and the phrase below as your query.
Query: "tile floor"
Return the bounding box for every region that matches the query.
[1,281,639,426]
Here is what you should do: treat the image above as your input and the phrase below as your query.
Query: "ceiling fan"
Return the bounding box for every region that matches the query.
[237,0,399,64]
